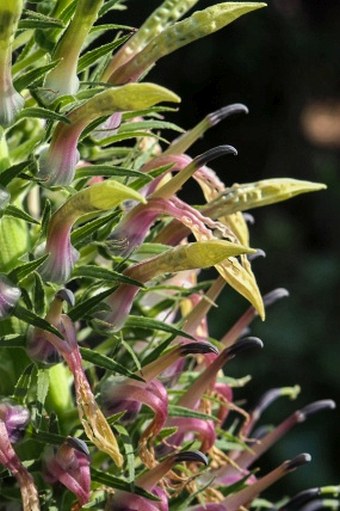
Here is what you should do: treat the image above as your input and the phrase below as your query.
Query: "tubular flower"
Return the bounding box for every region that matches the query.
[105,239,255,330]
[163,338,263,453]
[106,450,208,511]
[44,0,104,99]
[0,1,24,127]
[212,400,335,483]
[0,402,40,511]
[38,83,180,186]
[43,437,91,506]
[39,179,146,284]
[189,454,312,511]
[28,289,123,467]
[101,343,218,436]
[221,288,290,347]
[0,274,21,318]
[109,145,238,257]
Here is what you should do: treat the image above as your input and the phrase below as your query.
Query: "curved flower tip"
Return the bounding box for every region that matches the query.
[43,437,91,506]
[0,274,21,318]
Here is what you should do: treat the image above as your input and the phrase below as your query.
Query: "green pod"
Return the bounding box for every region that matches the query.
[102,0,200,80]
[109,2,266,84]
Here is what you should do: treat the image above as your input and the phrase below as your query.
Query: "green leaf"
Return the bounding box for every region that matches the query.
[20,9,65,29]
[71,210,119,247]
[124,315,194,339]
[91,468,160,501]
[78,38,130,72]
[168,404,217,422]
[75,164,148,180]
[79,347,143,381]
[13,305,64,339]
[0,160,34,187]
[33,272,46,316]
[0,335,26,348]
[8,255,48,284]
[40,199,52,237]
[72,265,143,287]
[98,0,128,17]
[118,120,184,134]
[4,205,39,225]
[17,107,70,124]
[12,364,36,404]
[14,61,59,92]
[68,286,117,322]
[114,424,135,483]
[35,369,50,430]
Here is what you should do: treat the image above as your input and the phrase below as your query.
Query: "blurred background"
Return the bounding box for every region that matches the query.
[113,0,340,497]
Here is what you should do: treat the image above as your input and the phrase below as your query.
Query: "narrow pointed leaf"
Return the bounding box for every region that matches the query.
[79,347,143,381]
[13,305,64,339]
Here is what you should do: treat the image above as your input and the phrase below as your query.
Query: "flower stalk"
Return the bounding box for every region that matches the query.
[0,1,24,127]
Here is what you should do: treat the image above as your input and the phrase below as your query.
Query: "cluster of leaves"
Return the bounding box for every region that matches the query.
[0,1,337,510]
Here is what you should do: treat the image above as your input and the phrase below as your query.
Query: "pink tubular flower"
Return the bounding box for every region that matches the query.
[0,274,21,318]
[212,399,335,484]
[39,179,146,284]
[189,454,311,511]
[38,83,180,186]
[107,451,208,511]
[221,288,289,348]
[0,1,24,127]
[0,402,40,511]
[101,342,218,437]
[109,145,237,257]
[163,338,263,453]
[43,437,91,506]
[105,239,253,330]
[28,289,123,467]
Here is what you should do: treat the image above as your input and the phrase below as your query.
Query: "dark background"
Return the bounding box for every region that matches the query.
[113,0,340,498]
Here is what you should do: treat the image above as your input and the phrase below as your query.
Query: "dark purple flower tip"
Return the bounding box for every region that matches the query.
[298,400,336,422]
[179,342,219,356]
[248,248,266,261]
[285,453,312,471]
[225,336,263,358]
[55,288,75,307]
[174,450,208,465]
[66,436,90,457]
[193,145,238,169]
[207,103,249,127]
[279,488,321,510]
[263,288,290,307]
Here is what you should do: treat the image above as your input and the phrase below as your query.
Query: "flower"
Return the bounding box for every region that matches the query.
[38,83,180,185]
[0,1,24,127]
[163,338,263,453]
[28,289,123,467]
[44,0,104,99]
[105,240,255,330]
[39,179,146,283]
[43,436,91,506]
[107,451,208,511]
[0,401,40,511]
[0,274,21,318]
